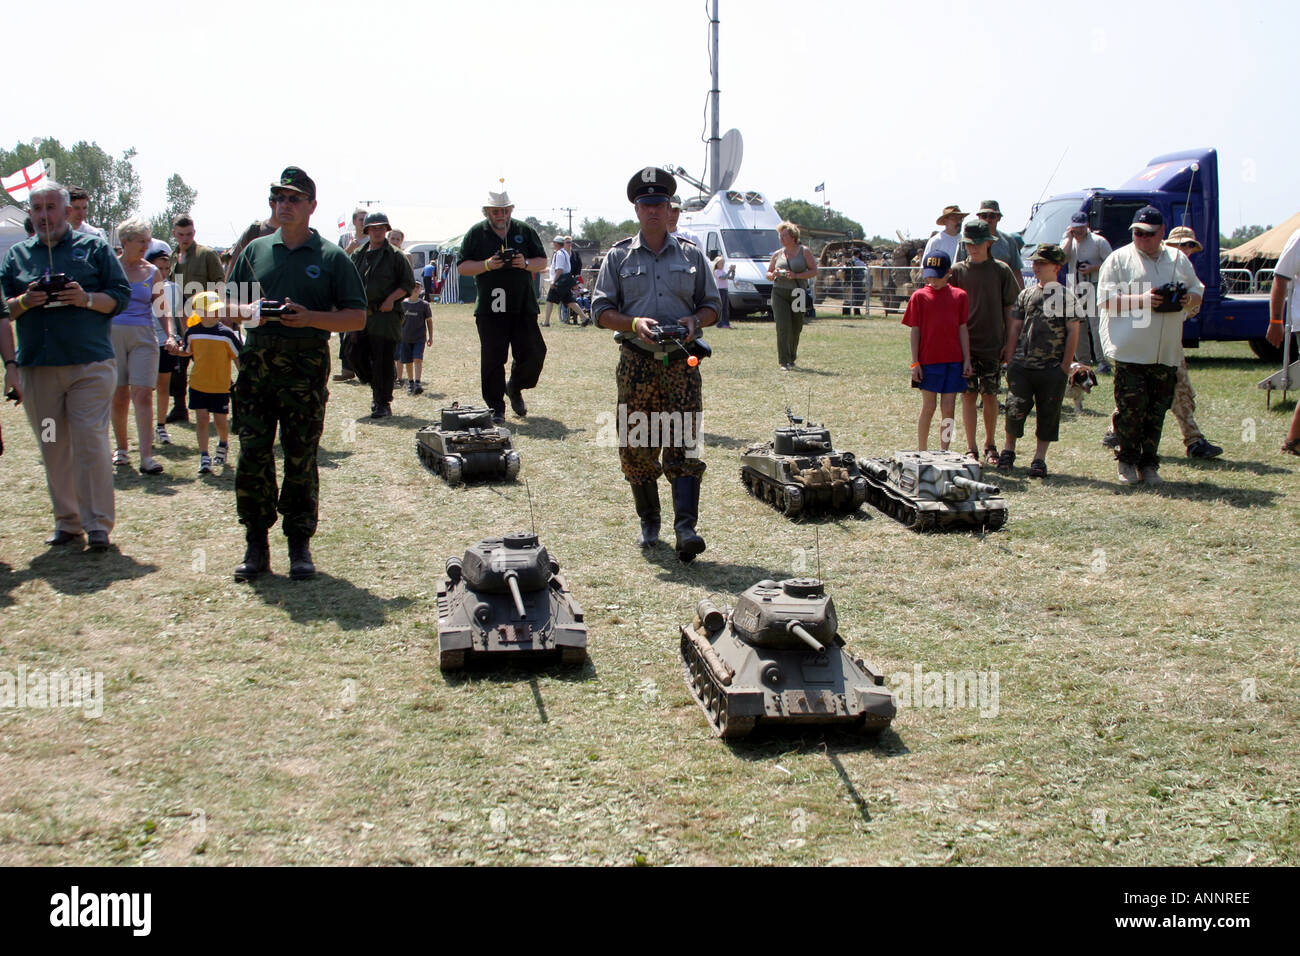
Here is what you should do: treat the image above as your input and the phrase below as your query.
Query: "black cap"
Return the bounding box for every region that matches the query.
[271,166,316,200]
[363,211,391,230]
[1131,205,1163,231]
[1031,243,1067,265]
[627,167,677,204]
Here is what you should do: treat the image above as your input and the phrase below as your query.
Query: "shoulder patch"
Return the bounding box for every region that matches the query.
[677,235,697,246]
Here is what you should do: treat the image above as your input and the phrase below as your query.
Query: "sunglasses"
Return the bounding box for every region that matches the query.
[269,193,310,205]
[977,212,999,220]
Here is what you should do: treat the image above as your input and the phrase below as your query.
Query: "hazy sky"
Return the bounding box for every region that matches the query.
[3,0,1290,245]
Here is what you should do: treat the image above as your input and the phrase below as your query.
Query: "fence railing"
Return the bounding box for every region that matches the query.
[1220,267,1275,294]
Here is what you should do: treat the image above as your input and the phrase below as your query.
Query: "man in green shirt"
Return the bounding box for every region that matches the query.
[224,166,367,581]
[0,179,131,551]
[167,214,226,423]
[350,211,414,419]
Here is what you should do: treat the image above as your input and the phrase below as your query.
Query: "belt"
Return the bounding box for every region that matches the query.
[244,333,329,353]
[621,341,688,364]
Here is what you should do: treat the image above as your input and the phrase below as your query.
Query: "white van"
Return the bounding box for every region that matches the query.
[678,190,782,318]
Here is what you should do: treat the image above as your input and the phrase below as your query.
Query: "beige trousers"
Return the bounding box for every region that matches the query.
[21,360,117,534]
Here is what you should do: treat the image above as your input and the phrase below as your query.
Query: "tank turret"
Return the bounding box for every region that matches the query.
[679,577,895,739]
[416,402,521,485]
[739,409,869,517]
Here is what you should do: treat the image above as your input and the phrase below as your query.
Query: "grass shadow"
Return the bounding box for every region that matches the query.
[1176,456,1293,477]
[440,659,596,685]
[317,447,355,469]
[724,724,906,759]
[18,547,158,597]
[244,571,415,630]
[701,432,751,450]
[509,416,586,441]
[643,548,775,589]
[359,414,427,429]
[1149,480,1286,508]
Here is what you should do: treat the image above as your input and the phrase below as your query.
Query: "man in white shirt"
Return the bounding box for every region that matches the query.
[1061,210,1113,371]
[1269,226,1300,455]
[542,236,572,327]
[1097,205,1203,485]
[922,205,965,266]
[67,186,109,243]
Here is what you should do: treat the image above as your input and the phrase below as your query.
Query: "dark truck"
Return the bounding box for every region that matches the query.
[1017,148,1281,361]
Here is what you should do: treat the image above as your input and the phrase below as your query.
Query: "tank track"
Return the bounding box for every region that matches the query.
[860,474,1007,532]
[416,438,465,485]
[740,466,804,518]
[679,627,756,739]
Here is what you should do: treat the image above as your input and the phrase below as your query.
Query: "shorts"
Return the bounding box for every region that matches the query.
[111,323,160,387]
[918,361,967,394]
[1005,364,1067,442]
[965,354,1002,395]
[189,388,230,415]
[158,346,180,376]
[398,340,426,363]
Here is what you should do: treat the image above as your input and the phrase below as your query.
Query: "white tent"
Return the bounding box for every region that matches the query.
[0,204,28,260]
[350,204,482,248]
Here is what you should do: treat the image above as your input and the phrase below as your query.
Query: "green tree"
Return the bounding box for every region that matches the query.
[0,138,140,227]
[579,217,637,250]
[773,198,864,240]
[524,215,563,246]
[1220,224,1272,250]
[148,174,199,239]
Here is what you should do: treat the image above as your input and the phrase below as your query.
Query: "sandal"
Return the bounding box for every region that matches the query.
[1283,437,1300,456]
[1028,458,1048,478]
[984,446,1000,468]
[112,449,129,467]
[996,449,1016,472]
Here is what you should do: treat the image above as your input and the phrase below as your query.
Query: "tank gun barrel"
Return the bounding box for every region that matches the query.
[951,474,1001,497]
[786,621,825,654]
[504,570,527,619]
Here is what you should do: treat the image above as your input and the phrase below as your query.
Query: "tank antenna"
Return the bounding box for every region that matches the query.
[525,479,537,535]
[815,526,821,584]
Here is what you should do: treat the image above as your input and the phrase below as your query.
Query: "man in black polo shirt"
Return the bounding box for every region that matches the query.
[225,166,367,581]
[456,190,548,422]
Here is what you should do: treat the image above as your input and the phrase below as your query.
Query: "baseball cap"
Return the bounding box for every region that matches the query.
[270,166,316,200]
[921,251,951,278]
[1131,205,1164,233]
[1069,211,1088,227]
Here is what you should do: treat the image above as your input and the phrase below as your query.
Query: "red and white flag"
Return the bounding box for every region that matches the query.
[2,159,47,202]
[337,215,347,232]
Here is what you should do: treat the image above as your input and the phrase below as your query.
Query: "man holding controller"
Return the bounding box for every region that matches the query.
[592,167,720,562]
[223,166,367,581]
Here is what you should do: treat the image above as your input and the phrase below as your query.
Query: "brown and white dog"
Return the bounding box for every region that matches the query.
[1066,363,1098,413]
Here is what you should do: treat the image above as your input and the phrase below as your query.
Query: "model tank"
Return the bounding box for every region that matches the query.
[415,403,520,486]
[739,409,869,517]
[679,577,895,739]
[436,532,587,670]
[860,450,1007,531]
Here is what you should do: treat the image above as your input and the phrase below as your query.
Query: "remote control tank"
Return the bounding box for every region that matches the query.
[679,577,895,739]
[739,408,869,517]
[436,532,587,670]
[861,450,1007,531]
[416,403,521,485]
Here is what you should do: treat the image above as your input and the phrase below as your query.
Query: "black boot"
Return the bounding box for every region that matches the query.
[288,536,317,580]
[234,530,270,582]
[671,475,706,562]
[630,481,660,548]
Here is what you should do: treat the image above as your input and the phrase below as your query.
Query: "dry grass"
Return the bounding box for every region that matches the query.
[1,303,1297,866]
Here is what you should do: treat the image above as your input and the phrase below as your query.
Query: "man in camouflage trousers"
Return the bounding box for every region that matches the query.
[593,167,720,562]
[225,166,367,580]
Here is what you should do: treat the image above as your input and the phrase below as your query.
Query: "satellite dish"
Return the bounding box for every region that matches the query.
[717,129,743,192]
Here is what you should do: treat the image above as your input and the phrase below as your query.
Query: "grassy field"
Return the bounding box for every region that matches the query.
[1,302,1297,866]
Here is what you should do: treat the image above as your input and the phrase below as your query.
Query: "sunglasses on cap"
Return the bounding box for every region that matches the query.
[269,192,310,205]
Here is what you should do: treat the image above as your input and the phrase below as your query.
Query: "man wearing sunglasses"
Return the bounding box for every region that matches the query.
[956,200,1025,291]
[225,166,367,581]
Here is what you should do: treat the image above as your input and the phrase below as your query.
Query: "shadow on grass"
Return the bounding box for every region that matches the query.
[701,432,751,450]
[3,548,159,602]
[113,469,183,497]
[724,724,908,762]
[1150,479,1286,508]
[244,571,414,630]
[441,659,596,687]
[358,414,427,429]
[643,548,775,589]
[1176,456,1292,477]
[510,416,586,441]
[317,447,355,469]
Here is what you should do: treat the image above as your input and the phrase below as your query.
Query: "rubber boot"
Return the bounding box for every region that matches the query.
[630,481,660,548]
[288,536,317,580]
[234,529,270,582]
[671,475,706,562]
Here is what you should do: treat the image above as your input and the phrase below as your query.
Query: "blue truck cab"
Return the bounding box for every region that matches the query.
[1018,148,1273,357]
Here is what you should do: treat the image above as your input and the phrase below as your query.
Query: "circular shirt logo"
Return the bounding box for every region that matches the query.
[305,264,322,279]
[72,248,89,261]
[512,236,521,245]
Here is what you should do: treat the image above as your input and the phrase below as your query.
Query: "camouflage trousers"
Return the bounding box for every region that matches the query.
[232,342,330,538]
[1171,357,1203,446]
[1113,361,1177,467]
[615,346,706,483]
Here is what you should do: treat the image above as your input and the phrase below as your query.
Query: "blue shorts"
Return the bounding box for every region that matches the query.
[398,340,426,363]
[919,361,967,394]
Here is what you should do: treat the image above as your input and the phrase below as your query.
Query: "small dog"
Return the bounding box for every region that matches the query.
[1066,363,1098,413]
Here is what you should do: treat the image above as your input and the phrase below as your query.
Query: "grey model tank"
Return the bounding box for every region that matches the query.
[416,403,521,485]
[436,532,587,670]
[739,409,869,517]
[861,450,1007,531]
[679,577,895,739]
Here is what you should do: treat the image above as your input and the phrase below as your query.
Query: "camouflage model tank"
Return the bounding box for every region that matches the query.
[860,450,1007,531]
[436,532,588,670]
[415,403,521,486]
[679,577,895,739]
[739,409,869,517]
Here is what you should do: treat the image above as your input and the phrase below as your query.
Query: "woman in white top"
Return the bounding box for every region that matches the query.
[712,255,734,328]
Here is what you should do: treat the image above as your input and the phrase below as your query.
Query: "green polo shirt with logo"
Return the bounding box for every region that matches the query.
[226,228,366,342]
[0,228,131,366]
[461,218,545,317]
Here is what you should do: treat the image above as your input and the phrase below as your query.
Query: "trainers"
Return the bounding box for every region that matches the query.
[139,457,164,475]
[1117,461,1140,484]
[996,449,1016,473]
[1186,437,1223,459]
[1028,458,1048,479]
[1140,465,1163,486]
[155,423,172,445]
[1102,429,1119,449]
[199,453,212,475]
[112,449,129,467]
[213,442,228,467]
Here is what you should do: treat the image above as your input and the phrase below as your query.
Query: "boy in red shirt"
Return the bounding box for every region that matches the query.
[902,251,973,450]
